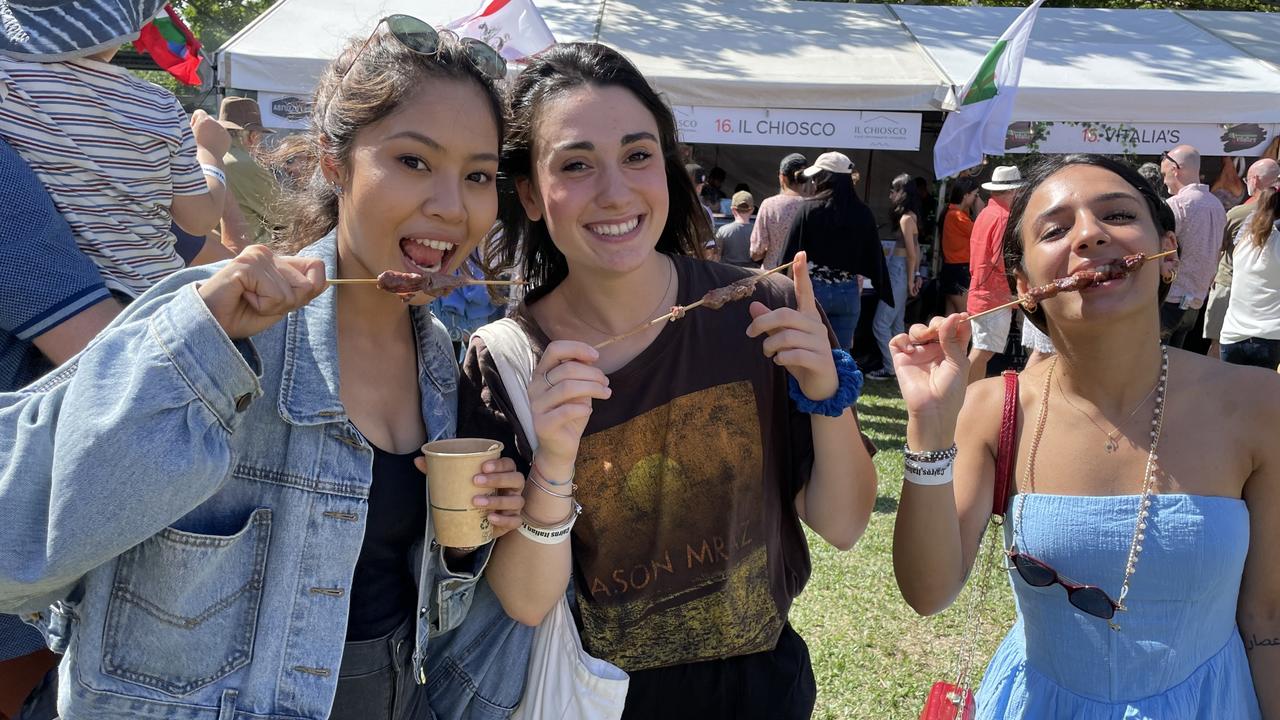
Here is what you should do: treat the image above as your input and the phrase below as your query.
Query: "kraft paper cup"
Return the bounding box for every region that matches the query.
[423,438,503,548]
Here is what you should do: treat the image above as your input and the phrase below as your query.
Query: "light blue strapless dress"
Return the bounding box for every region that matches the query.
[975,494,1260,719]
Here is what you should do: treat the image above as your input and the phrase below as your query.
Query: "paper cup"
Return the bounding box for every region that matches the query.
[423,438,503,548]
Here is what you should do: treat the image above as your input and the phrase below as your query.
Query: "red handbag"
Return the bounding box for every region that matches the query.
[918,371,1019,720]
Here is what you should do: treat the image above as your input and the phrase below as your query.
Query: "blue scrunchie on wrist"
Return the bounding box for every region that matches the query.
[787,349,863,417]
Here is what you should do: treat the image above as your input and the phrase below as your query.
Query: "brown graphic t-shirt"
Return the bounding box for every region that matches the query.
[458,255,818,672]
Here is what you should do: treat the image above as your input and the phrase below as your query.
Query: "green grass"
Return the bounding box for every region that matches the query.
[789,381,1014,719]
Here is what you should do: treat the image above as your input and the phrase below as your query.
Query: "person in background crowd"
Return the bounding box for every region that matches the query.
[966,166,1023,384]
[734,182,751,195]
[751,152,809,270]
[712,190,758,268]
[266,132,312,190]
[217,96,280,250]
[914,175,938,245]
[1221,189,1280,369]
[465,43,878,718]
[1160,145,1227,352]
[783,152,890,353]
[1137,162,1166,197]
[868,173,922,381]
[892,153,1274,720]
[940,177,978,316]
[686,162,717,231]
[1205,159,1280,357]
[0,0,230,301]
[0,135,124,720]
[1019,312,1055,367]
[702,165,728,209]
[0,24,538,720]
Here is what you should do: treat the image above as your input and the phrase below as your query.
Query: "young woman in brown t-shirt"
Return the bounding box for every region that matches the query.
[458,43,878,719]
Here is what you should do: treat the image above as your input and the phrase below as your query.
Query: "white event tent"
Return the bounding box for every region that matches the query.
[217,1,1280,175]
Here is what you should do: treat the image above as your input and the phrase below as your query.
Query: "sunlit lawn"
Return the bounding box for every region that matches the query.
[790,381,1015,719]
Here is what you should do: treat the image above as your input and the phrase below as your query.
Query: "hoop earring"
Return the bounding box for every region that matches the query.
[1162,267,1178,285]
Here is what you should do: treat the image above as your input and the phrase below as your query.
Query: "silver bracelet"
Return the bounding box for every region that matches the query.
[200,163,227,186]
[902,443,957,464]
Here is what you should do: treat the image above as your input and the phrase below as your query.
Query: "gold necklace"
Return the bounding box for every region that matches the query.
[1019,346,1169,631]
[568,256,673,339]
[1055,369,1161,453]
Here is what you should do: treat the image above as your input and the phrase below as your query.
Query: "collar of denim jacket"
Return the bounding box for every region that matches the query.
[276,231,348,426]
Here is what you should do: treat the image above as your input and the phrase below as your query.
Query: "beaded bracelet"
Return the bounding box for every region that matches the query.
[787,349,863,417]
[903,444,958,464]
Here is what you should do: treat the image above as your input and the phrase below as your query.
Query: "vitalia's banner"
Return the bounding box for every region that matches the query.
[258,92,313,130]
[1004,121,1278,157]
[673,106,922,151]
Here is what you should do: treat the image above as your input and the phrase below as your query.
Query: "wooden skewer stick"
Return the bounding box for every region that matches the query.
[593,260,797,350]
[326,278,523,286]
[966,249,1178,323]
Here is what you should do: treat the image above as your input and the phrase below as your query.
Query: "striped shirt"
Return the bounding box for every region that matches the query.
[0,56,206,297]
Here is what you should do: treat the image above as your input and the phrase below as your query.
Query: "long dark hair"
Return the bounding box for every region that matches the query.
[890,172,921,225]
[273,30,505,253]
[1003,154,1178,332]
[807,170,865,215]
[492,42,708,291]
[1246,189,1279,249]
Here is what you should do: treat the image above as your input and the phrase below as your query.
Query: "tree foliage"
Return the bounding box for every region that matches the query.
[171,0,275,52]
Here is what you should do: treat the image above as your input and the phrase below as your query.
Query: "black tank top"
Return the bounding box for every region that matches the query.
[346,442,426,641]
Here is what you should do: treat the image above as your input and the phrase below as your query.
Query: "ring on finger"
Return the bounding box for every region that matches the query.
[544,370,556,390]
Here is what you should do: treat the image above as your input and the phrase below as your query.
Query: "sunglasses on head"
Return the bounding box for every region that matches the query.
[340,14,507,81]
[1007,548,1122,622]
[1161,151,1181,170]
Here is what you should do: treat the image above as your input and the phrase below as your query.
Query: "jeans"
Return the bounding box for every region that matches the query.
[331,617,429,720]
[873,255,909,372]
[1160,301,1200,349]
[812,278,862,351]
[1220,337,1280,369]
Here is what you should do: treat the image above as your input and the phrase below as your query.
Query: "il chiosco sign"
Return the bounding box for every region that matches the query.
[673,106,920,150]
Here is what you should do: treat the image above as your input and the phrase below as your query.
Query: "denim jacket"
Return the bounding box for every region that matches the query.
[0,233,530,719]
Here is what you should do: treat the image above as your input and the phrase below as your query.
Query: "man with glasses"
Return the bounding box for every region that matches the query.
[1159,145,1226,351]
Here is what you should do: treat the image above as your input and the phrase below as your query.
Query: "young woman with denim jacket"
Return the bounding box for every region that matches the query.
[0,25,537,720]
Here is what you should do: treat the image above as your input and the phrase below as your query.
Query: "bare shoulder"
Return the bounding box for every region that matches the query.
[956,373,1010,448]
[1173,348,1280,434]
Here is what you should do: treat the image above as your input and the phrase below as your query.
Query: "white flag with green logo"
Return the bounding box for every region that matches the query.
[934,0,1046,180]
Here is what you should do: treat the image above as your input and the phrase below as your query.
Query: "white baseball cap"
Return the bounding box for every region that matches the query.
[802,152,855,178]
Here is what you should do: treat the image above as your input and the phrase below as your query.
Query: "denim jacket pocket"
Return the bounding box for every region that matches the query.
[101,508,272,697]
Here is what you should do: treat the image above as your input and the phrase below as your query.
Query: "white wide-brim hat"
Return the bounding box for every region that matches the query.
[982,165,1024,192]
[0,0,168,61]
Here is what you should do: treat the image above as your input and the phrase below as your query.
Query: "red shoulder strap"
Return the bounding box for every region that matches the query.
[992,370,1019,518]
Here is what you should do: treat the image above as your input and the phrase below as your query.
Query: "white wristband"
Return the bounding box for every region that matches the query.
[517,518,575,544]
[201,164,227,186]
[904,457,955,486]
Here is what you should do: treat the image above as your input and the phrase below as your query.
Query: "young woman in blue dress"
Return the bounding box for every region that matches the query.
[890,154,1277,718]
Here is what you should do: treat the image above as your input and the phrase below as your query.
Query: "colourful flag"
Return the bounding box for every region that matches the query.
[445,0,556,63]
[934,0,1045,180]
[133,4,203,86]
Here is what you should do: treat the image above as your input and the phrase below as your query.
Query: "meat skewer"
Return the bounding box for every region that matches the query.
[327,271,523,300]
[967,250,1176,323]
[593,261,796,350]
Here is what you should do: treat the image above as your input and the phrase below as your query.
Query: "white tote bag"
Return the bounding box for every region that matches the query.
[472,320,629,720]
